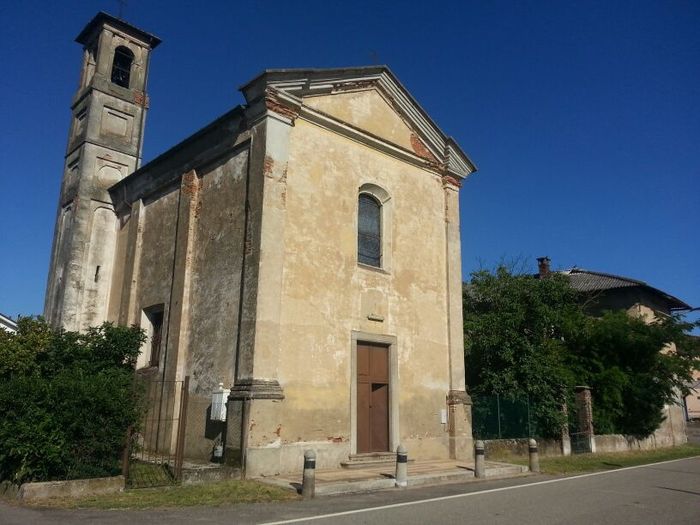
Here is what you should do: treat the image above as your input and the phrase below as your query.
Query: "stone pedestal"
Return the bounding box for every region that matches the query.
[447,390,473,460]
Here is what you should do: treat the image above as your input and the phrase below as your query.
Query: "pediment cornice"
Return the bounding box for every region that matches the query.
[240,67,476,180]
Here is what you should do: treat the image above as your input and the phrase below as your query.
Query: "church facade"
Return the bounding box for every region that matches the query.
[45,13,477,477]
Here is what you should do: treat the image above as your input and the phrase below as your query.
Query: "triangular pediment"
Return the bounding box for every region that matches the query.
[303,88,418,153]
[240,67,476,179]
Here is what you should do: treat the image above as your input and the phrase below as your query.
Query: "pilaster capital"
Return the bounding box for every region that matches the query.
[442,175,462,190]
[447,389,472,406]
[229,379,285,400]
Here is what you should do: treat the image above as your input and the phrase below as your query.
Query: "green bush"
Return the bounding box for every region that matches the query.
[0,318,145,483]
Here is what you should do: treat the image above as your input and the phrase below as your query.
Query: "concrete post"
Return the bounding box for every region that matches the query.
[395,444,408,487]
[474,440,485,478]
[561,402,572,456]
[301,450,316,499]
[575,386,596,453]
[528,439,540,473]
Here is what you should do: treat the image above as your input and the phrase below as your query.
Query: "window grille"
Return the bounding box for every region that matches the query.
[358,194,381,267]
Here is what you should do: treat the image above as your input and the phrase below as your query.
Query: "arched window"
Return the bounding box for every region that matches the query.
[358,194,382,267]
[111,46,134,88]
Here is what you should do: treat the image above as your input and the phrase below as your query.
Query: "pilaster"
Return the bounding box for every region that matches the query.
[443,176,472,459]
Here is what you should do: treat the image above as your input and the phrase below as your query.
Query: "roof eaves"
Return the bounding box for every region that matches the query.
[561,268,692,311]
[76,11,161,48]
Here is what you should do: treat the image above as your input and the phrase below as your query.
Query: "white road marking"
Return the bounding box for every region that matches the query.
[260,455,700,524]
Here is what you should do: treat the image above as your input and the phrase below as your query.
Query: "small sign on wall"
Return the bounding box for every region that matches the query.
[211,383,230,421]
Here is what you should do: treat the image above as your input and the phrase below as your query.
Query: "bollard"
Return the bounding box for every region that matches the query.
[474,440,485,478]
[395,444,408,487]
[301,449,316,499]
[528,438,540,473]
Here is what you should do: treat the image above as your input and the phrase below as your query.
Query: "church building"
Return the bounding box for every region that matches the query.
[45,13,477,477]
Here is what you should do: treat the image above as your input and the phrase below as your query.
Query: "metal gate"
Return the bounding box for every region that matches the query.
[123,376,190,488]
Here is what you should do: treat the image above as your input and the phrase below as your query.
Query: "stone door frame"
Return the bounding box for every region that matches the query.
[350,330,399,455]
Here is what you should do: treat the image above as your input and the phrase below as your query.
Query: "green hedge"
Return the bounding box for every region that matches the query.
[0,318,145,483]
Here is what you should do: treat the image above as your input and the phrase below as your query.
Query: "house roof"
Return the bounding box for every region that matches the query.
[560,268,691,311]
[0,312,17,332]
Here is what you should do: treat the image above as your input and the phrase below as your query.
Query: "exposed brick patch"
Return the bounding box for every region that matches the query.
[133,91,149,108]
[181,171,200,197]
[265,89,298,121]
[263,156,275,178]
[410,133,438,163]
[442,175,462,189]
[280,164,288,205]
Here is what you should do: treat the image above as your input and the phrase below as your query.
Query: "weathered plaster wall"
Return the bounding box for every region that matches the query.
[114,148,251,459]
[245,108,454,474]
[183,151,249,459]
[187,152,248,394]
[137,189,179,315]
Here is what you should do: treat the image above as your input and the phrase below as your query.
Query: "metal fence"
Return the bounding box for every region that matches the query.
[123,376,190,488]
[472,394,535,439]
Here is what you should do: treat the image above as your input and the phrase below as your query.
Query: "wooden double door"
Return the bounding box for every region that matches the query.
[357,343,390,453]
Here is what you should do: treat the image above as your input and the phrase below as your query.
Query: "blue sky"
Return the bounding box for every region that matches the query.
[1,0,698,324]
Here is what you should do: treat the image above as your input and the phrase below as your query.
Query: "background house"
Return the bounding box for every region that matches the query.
[538,256,692,446]
[0,313,17,333]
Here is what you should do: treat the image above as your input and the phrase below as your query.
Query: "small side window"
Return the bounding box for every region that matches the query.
[138,305,164,369]
[111,46,134,88]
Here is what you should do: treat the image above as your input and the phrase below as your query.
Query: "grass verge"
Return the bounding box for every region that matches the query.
[34,480,298,510]
[506,443,700,475]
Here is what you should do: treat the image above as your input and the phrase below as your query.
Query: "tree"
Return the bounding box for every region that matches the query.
[463,266,700,439]
[0,318,145,483]
[567,311,700,437]
[463,267,583,437]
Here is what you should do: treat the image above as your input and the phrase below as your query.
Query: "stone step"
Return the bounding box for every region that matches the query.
[180,461,241,485]
[340,452,402,469]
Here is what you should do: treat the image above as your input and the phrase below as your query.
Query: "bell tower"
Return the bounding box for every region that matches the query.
[44,13,161,330]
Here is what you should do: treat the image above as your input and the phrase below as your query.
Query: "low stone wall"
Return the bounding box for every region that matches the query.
[595,404,687,453]
[484,438,564,459]
[17,475,124,504]
[595,432,687,453]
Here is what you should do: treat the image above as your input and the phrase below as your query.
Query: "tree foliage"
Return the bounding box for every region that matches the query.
[567,311,700,436]
[463,267,582,437]
[463,266,700,439]
[0,318,145,483]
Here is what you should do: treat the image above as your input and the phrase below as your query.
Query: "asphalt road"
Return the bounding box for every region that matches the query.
[2,457,698,525]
